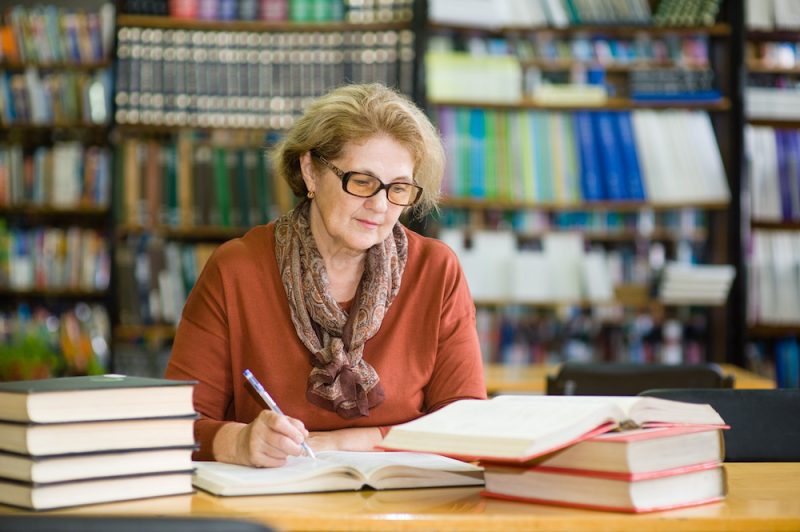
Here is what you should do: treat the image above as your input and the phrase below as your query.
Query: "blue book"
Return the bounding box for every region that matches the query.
[574,112,605,201]
[593,112,627,200]
[614,111,646,200]
[776,130,793,221]
[468,109,486,198]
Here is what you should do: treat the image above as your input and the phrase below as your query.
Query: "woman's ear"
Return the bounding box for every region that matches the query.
[299,152,316,194]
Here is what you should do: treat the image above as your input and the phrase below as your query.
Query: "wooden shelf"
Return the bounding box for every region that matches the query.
[0,288,108,299]
[472,283,655,310]
[515,228,708,243]
[115,324,177,343]
[0,123,110,132]
[441,197,729,212]
[0,205,110,217]
[117,224,249,241]
[116,14,411,32]
[752,220,800,231]
[747,30,800,42]
[519,59,711,72]
[749,324,800,338]
[747,118,800,128]
[0,60,112,71]
[428,22,731,37]
[746,63,800,74]
[428,96,731,111]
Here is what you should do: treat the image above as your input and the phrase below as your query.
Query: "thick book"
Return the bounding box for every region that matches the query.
[379,395,726,462]
[0,471,193,510]
[0,446,195,484]
[192,451,484,496]
[482,462,726,513]
[0,374,196,423]
[0,416,196,456]
[529,426,725,479]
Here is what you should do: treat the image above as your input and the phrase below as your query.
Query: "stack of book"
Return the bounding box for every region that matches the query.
[0,374,197,510]
[380,394,728,513]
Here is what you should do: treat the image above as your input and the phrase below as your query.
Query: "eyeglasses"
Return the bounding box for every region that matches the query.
[312,152,423,207]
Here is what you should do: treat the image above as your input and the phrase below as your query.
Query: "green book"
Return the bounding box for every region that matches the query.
[0,374,196,423]
[484,109,498,200]
[212,147,231,227]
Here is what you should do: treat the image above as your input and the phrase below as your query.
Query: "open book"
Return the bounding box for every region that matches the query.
[379,395,726,462]
[193,451,484,496]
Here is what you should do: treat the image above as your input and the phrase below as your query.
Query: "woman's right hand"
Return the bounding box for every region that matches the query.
[216,410,311,467]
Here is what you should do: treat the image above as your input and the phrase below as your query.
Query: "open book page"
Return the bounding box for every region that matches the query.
[321,451,483,489]
[192,451,483,496]
[380,398,624,461]
[491,395,726,427]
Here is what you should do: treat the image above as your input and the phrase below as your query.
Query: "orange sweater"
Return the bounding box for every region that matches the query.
[165,223,486,460]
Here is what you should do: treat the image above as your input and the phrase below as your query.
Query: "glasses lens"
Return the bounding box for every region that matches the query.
[345,173,381,197]
[387,183,420,206]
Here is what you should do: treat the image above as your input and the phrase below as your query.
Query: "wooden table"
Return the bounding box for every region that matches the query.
[484,363,776,395]
[1,463,798,531]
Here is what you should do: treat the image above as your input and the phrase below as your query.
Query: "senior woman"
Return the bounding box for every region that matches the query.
[165,83,486,467]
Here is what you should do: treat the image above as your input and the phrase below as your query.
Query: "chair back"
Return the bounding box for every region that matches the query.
[639,388,800,461]
[546,362,734,396]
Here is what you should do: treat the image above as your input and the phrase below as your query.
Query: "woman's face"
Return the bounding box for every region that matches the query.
[301,135,415,256]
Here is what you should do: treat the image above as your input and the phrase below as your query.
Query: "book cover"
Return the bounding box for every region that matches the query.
[0,374,196,423]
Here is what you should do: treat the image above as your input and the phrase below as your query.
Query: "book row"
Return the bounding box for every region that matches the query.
[437,207,708,241]
[128,0,415,23]
[0,68,113,125]
[0,224,111,293]
[748,230,800,327]
[0,143,111,209]
[116,236,218,326]
[746,126,800,223]
[436,108,730,205]
[746,86,800,121]
[117,136,282,229]
[432,32,712,70]
[429,0,720,29]
[746,41,800,70]
[0,3,115,65]
[476,305,709,366]
[0,302,111,381]
[747,0,800,31]
[114,26,415,128]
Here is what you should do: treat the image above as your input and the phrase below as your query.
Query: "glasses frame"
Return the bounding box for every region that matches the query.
[311,152,423,207]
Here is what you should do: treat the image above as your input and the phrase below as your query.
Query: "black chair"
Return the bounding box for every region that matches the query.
[0,516,275,532]
[639,388,800,461]
[546,362,735,396]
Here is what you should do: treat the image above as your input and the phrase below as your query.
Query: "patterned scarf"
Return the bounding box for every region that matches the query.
[274,201,408,419]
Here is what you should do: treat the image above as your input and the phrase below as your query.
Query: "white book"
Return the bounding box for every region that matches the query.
[192,451,484,496]
[543,232,584,301]
[746,0,774,30]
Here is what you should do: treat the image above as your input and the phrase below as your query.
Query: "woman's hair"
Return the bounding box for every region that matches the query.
[271,83,445,218]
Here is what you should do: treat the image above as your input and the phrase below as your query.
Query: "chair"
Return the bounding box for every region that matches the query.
[639,388,800,461]
[0,516,275,532]
[546,362,734,396]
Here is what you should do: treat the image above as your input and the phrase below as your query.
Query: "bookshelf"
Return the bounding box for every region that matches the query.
[0,0,115,380]
[108,0,420,374]
[742,0,800,387]
[421,0,742,369]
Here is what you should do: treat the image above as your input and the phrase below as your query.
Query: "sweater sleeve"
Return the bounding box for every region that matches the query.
[164,250,233,461]
[422,247,487,412]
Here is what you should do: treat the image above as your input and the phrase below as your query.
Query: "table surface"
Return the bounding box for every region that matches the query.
[2,463,798,531]
[483,362,776,395]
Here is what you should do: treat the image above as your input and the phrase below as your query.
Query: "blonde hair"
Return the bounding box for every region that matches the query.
[271,83,444,218]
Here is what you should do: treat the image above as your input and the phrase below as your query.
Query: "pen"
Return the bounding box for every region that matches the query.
[242,369,316,460]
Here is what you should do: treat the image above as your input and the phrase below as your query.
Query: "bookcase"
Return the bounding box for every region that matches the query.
[108,0,419,375]
[742,0,800,387]
[0,0,115,379]
[419,0,744,369]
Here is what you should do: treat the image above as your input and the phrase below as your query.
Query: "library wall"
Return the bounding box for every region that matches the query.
[0,0,797,387]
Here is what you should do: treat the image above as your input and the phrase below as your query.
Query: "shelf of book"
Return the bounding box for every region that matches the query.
[441,198,730,212]
[0,288,108,299]
[747,119,800,128]
[117,224,248,241]
[0,60,113,71]
[751,220,800,231]
[427,23,732,37]
[748,324,800,338]
[428,97,732,111]
[0,206,110,217]
[116,14,413,32]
